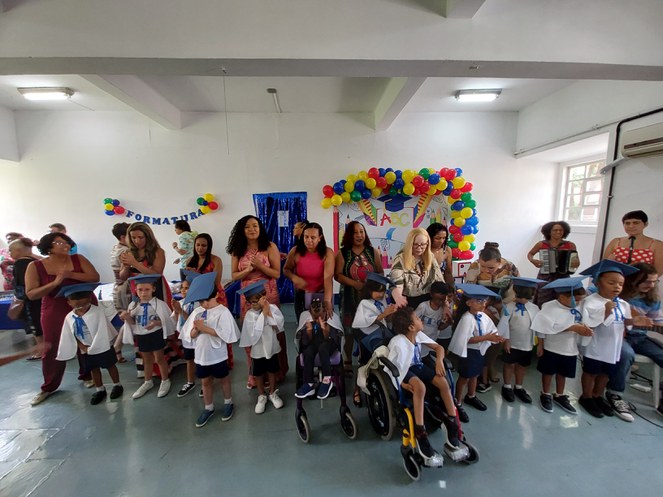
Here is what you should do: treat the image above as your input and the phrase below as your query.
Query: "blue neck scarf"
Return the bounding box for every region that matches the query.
[612,298,625,322]
[475,313,483,336]
[72,315,87,341]
[515,302,527,316]
[570,308,582,323]
[374,300,384,312]
[140,303,150,327]
[412,343,423,366]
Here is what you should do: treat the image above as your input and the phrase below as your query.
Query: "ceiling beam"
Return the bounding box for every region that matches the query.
[81,75,182,130]
[374,77,427,131]
[441,0,486,18]
[0,105,19,162]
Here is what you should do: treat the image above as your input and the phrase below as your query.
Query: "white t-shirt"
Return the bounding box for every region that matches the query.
[531,300,582,356]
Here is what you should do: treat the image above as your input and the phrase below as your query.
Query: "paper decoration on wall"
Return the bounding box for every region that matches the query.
[322,167,478,260]
[102,193,221,224]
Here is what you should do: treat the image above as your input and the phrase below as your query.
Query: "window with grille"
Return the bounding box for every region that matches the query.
[562,159,604,225]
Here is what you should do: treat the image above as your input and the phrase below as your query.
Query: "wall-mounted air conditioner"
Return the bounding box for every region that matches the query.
[621,121,663,158]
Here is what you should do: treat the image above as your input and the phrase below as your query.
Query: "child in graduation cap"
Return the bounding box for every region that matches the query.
[531,276,592,414]
[448,284,505,421]
[497,277,542,404]
[120,274,176,400]
[172,271,199,397]
[56,282,123,405]
[181,272,240,427]
[238,280,285,414]
[578,260,652,419]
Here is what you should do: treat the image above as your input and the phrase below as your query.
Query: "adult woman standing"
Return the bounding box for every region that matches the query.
[389,228,443,310]
[604,210,663,275]
[527,221,580,306]
[24,232,100,405]
[9,238,43,359]
[334,221,383,369]
[172,220,196,279]
[464,242,520,390]
[427,223,455,288]
[284,222,335,321]
[227,215,286,385]
[186,233,227,306]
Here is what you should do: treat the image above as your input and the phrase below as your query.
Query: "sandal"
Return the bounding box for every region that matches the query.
[26,355,41,361]
[353,387,363,408]
[116,353,127,364]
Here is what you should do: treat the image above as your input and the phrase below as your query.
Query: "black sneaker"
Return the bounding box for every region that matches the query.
[90,390,107,405]
[579,397,603,418]
[605,393,633,422]
[593,396,614,417]
[464,394,487,411]
[455,402,470,423]
[540,393,553,413]
[514,387,532,404]
[109,385,124,400]
[443,417,460,449]
[476,382,492,393]
[177,382,196,398]
[501,386,515,403]
[553,394,576,414]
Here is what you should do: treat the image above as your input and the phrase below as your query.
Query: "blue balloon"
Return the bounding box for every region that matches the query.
[333,182,344,195]
[395,170,402,179]
[443,186,453,196]
[378,168,386,177]
[466,216,479,226]
[354,180,365,191]
[461,225,473,235]
[112,199,120,206]
[393,178,405,189]
[203,200,209,206]
[386,168,394,173]
[452,201,465,211]
[340,179,347,185]
[428,173,440,185]
[361,189,372,199]
[455,168,463,176]
[105,210,114,216]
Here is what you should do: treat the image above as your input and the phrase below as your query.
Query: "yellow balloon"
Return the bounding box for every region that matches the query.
[436,179,448,191]
[371,187,382,198]
[428,168,436,175]
[447,195,456,205]
[461,207,474,219]
[465,234,475,243]
[344,181,355,193]
[451,210,462,218]
[105,203,114,211]
[458,241,471,252]
[402,170,415,183]
[365,178,376,189]
[454,217,466,227]
[358,170,368,180]
[201,205,211,214]
[203,193,214,202]
[452,177,466,189]
[346,174,357,183]
[341,192,352,203]
[402,183,415,195]
[427,185,437,195]
[331,194,343,206]
[321,198,332,209]
[385,171,396,184]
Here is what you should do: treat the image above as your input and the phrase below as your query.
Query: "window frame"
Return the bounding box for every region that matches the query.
[558,155,606,228]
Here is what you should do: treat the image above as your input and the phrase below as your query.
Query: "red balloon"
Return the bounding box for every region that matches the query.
[450,189,462,199]
[208,201,219,210]
[449,225,460,235]
[421,181,430,192]
[444,169,457,181]
[322,185,334,198]
[451,248,462,259]
[461,250,474,260]
[114,206,125,214]
[376,177,387,189]
[368,167,379,179]
[461,182,473,193]
[434,189,443,195]
[439,167,449,177]
[412,175,424,188]
[453,233,464,243]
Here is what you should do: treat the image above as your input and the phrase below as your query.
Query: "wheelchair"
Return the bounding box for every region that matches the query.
[294,311,357,444]
[359,348,479,480]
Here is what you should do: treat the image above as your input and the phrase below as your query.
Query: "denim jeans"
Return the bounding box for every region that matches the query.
[607,334,663,392]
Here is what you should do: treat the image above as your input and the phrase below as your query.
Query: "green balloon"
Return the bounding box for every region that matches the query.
[103,197,112,204]
[350,190,362,202]
[461,193,473,202]
[197,197,205,205]
[448,239,458,248]
[419,168,430,180]
[465,199,476,208]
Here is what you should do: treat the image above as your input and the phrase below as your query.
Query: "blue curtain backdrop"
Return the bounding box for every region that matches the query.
[253,192,307,303]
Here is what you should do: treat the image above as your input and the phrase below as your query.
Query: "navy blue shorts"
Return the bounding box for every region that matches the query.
[182,347,195,361]
[136,331,166,352]
[196,360,230,379]
[251,355,280,377]
[403,363,436,385]
[82,348,117,374]
[458,349,485,378]
[536,350,577,378]
[582,356,618,376]
[502,348,533,367]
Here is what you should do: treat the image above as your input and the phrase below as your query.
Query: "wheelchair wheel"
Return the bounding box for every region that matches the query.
[460,440,480,465]
[366,371,396,441]
[340,408,358,440]
[402,452,421,481]
[296,412,311,444]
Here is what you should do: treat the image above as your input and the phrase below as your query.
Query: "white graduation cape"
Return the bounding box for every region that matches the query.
[351,298,388,335]
[497,301,539,349]
[121,298,176,345]
[181,305,240,365]
[295,311,343,348]
[385,332,435,389]
[448,312,498,358]
[581,293,631,363]
[239,305,285,359]
[57,305,118,361]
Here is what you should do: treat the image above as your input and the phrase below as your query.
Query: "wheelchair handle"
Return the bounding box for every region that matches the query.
[378,356,400,378]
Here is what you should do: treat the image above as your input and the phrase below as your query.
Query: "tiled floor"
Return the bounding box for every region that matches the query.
[1,307,662,497]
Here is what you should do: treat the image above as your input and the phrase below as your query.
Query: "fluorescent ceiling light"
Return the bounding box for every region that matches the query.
[455,89,501,103]
[17,87,75,101]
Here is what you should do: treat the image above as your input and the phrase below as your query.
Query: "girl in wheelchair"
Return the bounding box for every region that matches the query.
[387,307,461,466]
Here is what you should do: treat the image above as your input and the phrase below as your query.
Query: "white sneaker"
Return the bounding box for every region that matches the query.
[255,395,268,414]
[83,380,95,388]
[157,379,171,398]
[132,380,154,399]
[30,391,52,406]
[269,389,284,409]
[606,392,634,422]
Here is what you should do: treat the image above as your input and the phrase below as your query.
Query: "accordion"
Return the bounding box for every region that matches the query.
[539,249,579,275]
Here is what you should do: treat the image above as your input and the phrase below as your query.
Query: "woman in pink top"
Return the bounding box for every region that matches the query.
[604,210,663,276]
[283,222,335,321]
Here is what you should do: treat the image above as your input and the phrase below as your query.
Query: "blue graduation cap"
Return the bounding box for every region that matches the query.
[56,282,101,298]
[542,276,587,292]
[510,277,545,288]
[128,274,162,284]
[579,260,639,280]
[181,269,202,283]
[366,272,395,287]
[456,283,500,300]
[237,280,267,299]
[183,272,217,304]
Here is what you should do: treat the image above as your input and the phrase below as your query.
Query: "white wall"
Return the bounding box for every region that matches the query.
[0,110,556,283]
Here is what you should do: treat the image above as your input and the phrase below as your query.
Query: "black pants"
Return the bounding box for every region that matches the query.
[302,334,338,384]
